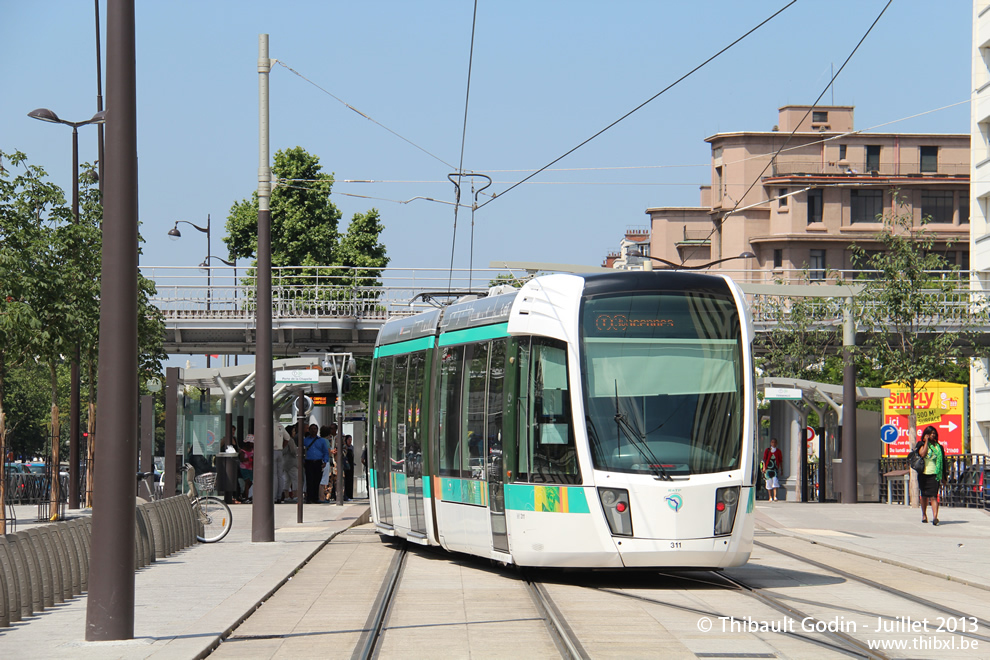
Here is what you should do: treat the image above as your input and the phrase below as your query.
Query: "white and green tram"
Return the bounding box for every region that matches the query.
[369,270,756,568]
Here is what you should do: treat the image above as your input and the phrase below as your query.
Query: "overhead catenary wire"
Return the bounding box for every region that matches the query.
[694,0,894,261]
[475,0,798,211]
[448,0,480,295]
[274,60,457,170]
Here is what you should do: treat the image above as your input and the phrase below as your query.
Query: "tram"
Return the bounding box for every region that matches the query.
[368,270,756,568]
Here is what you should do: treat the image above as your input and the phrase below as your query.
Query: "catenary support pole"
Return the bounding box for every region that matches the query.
[86,0,137,640]
[840,296,858,503]
[253,34,274,541]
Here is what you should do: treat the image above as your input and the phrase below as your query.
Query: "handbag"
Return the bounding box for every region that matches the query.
[908,449,925,472]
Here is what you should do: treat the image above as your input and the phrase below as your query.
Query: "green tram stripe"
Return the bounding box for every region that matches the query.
[374,335,435,358]
[504,484,590,514]
[438,322,510,347]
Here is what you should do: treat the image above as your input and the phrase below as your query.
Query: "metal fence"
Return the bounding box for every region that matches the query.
[879,453,989,509]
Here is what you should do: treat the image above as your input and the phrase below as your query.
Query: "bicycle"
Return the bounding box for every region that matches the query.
[184,464,233,543]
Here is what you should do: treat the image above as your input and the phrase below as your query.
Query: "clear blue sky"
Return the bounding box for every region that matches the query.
[1,1,973,365]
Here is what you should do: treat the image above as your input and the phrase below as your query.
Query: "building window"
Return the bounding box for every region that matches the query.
[920,146,938,173]
[807,189,823,224]
[638,243,650,257]
[960,194,970,224]
[838,144,847,161]
[809,249,826,281]
[778,188,788,207]
[812,110,828,123]
[921,190,953,223]
[850,189,883,223]
[773,249,782,268]
[866,145,881,172]
[715,167,723,201]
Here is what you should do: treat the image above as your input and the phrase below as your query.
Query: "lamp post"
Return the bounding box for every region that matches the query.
[628,251,756,271]
[200,255,238,367]
[168,215,212,365]
[28,107,106,511]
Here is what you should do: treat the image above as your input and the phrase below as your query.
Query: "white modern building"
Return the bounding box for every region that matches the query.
[971,0,990,455]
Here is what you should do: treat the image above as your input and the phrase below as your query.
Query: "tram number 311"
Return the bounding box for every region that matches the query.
[670,542,682,549]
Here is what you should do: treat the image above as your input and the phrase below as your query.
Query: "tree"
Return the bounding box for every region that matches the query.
[851,194,985,445]
[755,274,842,381]
[0,151,166,491]
[223,146,389,310]
[224,146,340,268]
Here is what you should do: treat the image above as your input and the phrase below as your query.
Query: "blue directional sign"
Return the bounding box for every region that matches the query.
[880,424,899,444]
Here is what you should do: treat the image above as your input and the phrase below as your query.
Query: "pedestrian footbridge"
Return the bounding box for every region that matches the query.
[144,264,990,357]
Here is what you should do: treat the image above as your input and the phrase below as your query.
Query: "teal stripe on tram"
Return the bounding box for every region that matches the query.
[438,322,510,347]
[423,477,431,499]
[504,484,590,514]
[439,477,487,506]
[374,335,435,359]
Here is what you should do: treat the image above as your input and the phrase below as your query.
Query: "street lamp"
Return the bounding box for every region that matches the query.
[168,215,213,365]
[628,251,756,271]
[200,255,239,366]
[28,107,106,512]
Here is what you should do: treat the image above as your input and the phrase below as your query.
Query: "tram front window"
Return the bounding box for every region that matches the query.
[581,290,744,476]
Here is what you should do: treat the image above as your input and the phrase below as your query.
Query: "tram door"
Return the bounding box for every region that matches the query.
[374,358,393,526]
[487,340,509,553]
[405,352,427,536]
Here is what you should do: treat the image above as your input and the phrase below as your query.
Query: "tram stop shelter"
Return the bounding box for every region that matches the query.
[162,356,357,499]
[758,377,890,503]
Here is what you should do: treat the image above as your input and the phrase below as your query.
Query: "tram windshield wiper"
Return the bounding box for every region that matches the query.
[613,381,672,481]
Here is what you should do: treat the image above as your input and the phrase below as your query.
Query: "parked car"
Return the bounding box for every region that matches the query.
[4,462,30,474]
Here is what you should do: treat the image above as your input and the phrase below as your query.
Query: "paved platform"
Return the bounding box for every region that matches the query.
[754,501,990,590]
[3,499,988,659]
[0,500,371,659]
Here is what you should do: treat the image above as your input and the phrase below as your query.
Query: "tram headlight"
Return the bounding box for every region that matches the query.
[714,486,740,537]
[597,487,632,537]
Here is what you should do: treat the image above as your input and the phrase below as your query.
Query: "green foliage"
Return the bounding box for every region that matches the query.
[850,194,986,426]
[487,273,528,289]
[337,208,389,287]
[224,146,341,267]
[755,272,841,381]
[0,150,166,454]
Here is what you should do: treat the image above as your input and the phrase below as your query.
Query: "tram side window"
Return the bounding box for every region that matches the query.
[487,339,506,478]
[391,354,408,470]
[438,345,465,477]
[374,356,393,470]
[406,351,426,477]
[465,342,490,479]
[527,339,581,484]
[516,340,532,480]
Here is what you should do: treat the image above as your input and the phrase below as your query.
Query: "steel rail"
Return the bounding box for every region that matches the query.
[524,577,590,660]
[353,543,407,660]
[755,539,990,641]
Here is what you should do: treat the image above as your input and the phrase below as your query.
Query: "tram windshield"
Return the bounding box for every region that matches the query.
[580,290,744,476]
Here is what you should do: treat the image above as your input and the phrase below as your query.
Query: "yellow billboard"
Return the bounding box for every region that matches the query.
[882,381,966,456]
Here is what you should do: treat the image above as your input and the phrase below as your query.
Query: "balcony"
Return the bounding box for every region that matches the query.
[768,159,969,178]
[675,227,712,245]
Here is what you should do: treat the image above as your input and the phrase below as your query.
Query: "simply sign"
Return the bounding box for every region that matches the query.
[764,387,803,400]
[275,369,319,383]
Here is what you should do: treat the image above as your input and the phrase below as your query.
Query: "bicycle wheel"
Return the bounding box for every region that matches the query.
[193,495,232,542]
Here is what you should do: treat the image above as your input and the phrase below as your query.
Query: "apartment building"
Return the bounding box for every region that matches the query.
[637,105,970,281]
[971,0,990,455]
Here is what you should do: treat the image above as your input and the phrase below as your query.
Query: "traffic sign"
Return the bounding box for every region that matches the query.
[880,424,898,444]
[805,426,816,442]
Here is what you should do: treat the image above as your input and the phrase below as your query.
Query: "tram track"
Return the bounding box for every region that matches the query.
[753,538,990,644]
[524,574,591,660]
[353,542,408,660]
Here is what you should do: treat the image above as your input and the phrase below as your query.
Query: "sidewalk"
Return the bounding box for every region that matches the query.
[0,500,371,659]
[754,501,990,590]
